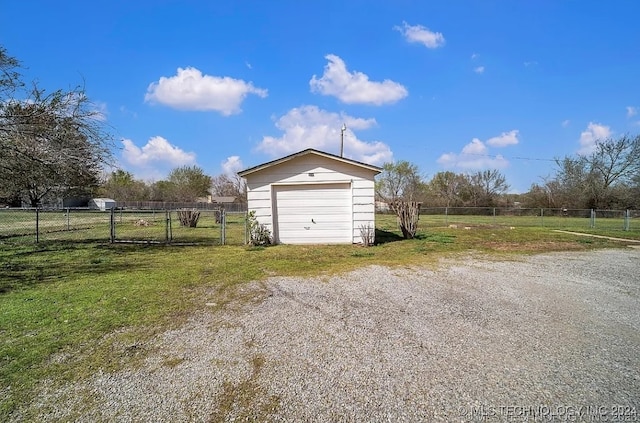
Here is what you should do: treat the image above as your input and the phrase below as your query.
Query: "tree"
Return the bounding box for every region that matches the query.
[376,161,425,239]
[149,180,175,202]
[166,165,212,201]
[427,171,465,207]
[461,170,509,207]
[376,161,424,204]
[0,46,113,206]
[211,173,246,203]
[522,179,561,208]
[100,170,148,201]
[552,135,640,208]
[0,46,22,97]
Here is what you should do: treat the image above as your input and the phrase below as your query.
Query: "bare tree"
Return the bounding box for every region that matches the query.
[376,161,424,239]
[211,173,246,203]
[552,135,640,208]
[461,170,509,207]
[0,47,114,206]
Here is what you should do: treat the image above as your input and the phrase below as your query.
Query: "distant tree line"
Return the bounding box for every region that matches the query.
[98,166,246,204]
[523,135,640,209]
[378,134,640,210]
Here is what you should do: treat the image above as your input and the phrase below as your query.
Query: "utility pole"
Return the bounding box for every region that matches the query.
[340,123,347,157]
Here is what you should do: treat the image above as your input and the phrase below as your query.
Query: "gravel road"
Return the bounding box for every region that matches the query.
[27,248,640,422]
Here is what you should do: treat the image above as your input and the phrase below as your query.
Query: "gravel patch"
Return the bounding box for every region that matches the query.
[23,248,640,422]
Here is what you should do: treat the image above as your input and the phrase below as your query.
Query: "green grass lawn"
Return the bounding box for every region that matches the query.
[0,210,248,245]
[0,213,638,419]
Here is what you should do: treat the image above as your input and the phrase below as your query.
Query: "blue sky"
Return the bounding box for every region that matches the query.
[2,1,639,192]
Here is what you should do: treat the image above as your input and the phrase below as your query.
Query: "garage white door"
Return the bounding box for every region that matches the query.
[274,183,352,244]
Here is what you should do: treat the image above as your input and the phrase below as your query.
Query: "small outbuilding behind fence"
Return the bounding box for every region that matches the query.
[89,198,116,211]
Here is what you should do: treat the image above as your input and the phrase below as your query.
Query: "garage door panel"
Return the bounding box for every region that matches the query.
[277,220,352,229]
[277,215,351,224]
[274,183,352,244]
[276,207,351,217]
[277,230,352,244]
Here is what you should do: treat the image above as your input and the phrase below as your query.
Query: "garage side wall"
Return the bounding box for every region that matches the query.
[351,178,376,244]
[244,154,377,244]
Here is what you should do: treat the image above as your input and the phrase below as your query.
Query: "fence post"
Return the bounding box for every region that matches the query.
[110,208,115,243]
[590,209,596,228]
[540,208,544,227]
[221,209,226,245]
[624,209,630,231]
[165,210,171,243]
[66,207,70,230]
[244,211,248,245]
[36,208,39,243]
[445,207,448,226]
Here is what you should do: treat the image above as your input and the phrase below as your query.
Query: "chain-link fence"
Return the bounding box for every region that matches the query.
[1,207,637,245]
[418,207,638,231]
[0,208,248,245]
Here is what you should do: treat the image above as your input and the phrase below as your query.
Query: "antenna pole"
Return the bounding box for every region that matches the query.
[340,123,346,157]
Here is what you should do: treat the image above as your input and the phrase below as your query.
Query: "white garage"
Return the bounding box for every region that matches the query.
[238,149,381,245]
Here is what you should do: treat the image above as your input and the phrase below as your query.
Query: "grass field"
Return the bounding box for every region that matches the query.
[1,208,638,245]
[0,212,638,419]
[0,209,248,245]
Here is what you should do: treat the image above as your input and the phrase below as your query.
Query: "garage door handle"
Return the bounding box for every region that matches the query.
[311,218,316,224]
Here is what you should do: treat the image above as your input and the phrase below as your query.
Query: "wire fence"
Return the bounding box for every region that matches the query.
[0,208,248,245]
[0,206,637,245]
[416,207,638,231]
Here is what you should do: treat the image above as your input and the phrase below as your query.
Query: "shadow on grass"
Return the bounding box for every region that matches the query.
[0,241,173,294]
[375,229,404,244]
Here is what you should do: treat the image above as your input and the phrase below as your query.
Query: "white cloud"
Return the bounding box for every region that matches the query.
[562,119,570,127]
[627,106,638,117]
[578,122,612,155]
[256,105,392,165]
[122,136,196,168]
[222,156,244,175]
[524,61,538,67]
[474,66,485,74]
[437,131,518,170]
[486,130,519,147]
[309,54,408,105]
[145,67,267,115]
[471,53,479,60]
[394,21,445,49]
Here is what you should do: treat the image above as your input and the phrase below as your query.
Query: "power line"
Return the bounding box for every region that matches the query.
[457,153,557,162]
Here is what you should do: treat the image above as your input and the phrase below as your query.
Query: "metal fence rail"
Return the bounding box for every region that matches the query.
[0,207,636,245]
[0,208,248,245]
[418,207,638,231]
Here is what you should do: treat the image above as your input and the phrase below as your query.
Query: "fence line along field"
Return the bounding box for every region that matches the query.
[0,209,111,242]
[0,209,249,245]
[0,207,638,245]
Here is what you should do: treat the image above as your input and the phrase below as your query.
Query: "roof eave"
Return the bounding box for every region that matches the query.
[237,149,382,177]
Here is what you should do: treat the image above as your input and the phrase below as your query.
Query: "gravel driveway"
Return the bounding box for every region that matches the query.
[29,248,640,422]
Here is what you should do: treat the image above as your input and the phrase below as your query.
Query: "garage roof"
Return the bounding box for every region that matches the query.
[237,149,382,177]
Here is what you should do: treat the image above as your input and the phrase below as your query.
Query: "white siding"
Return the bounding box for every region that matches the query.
[243,153,378,244]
